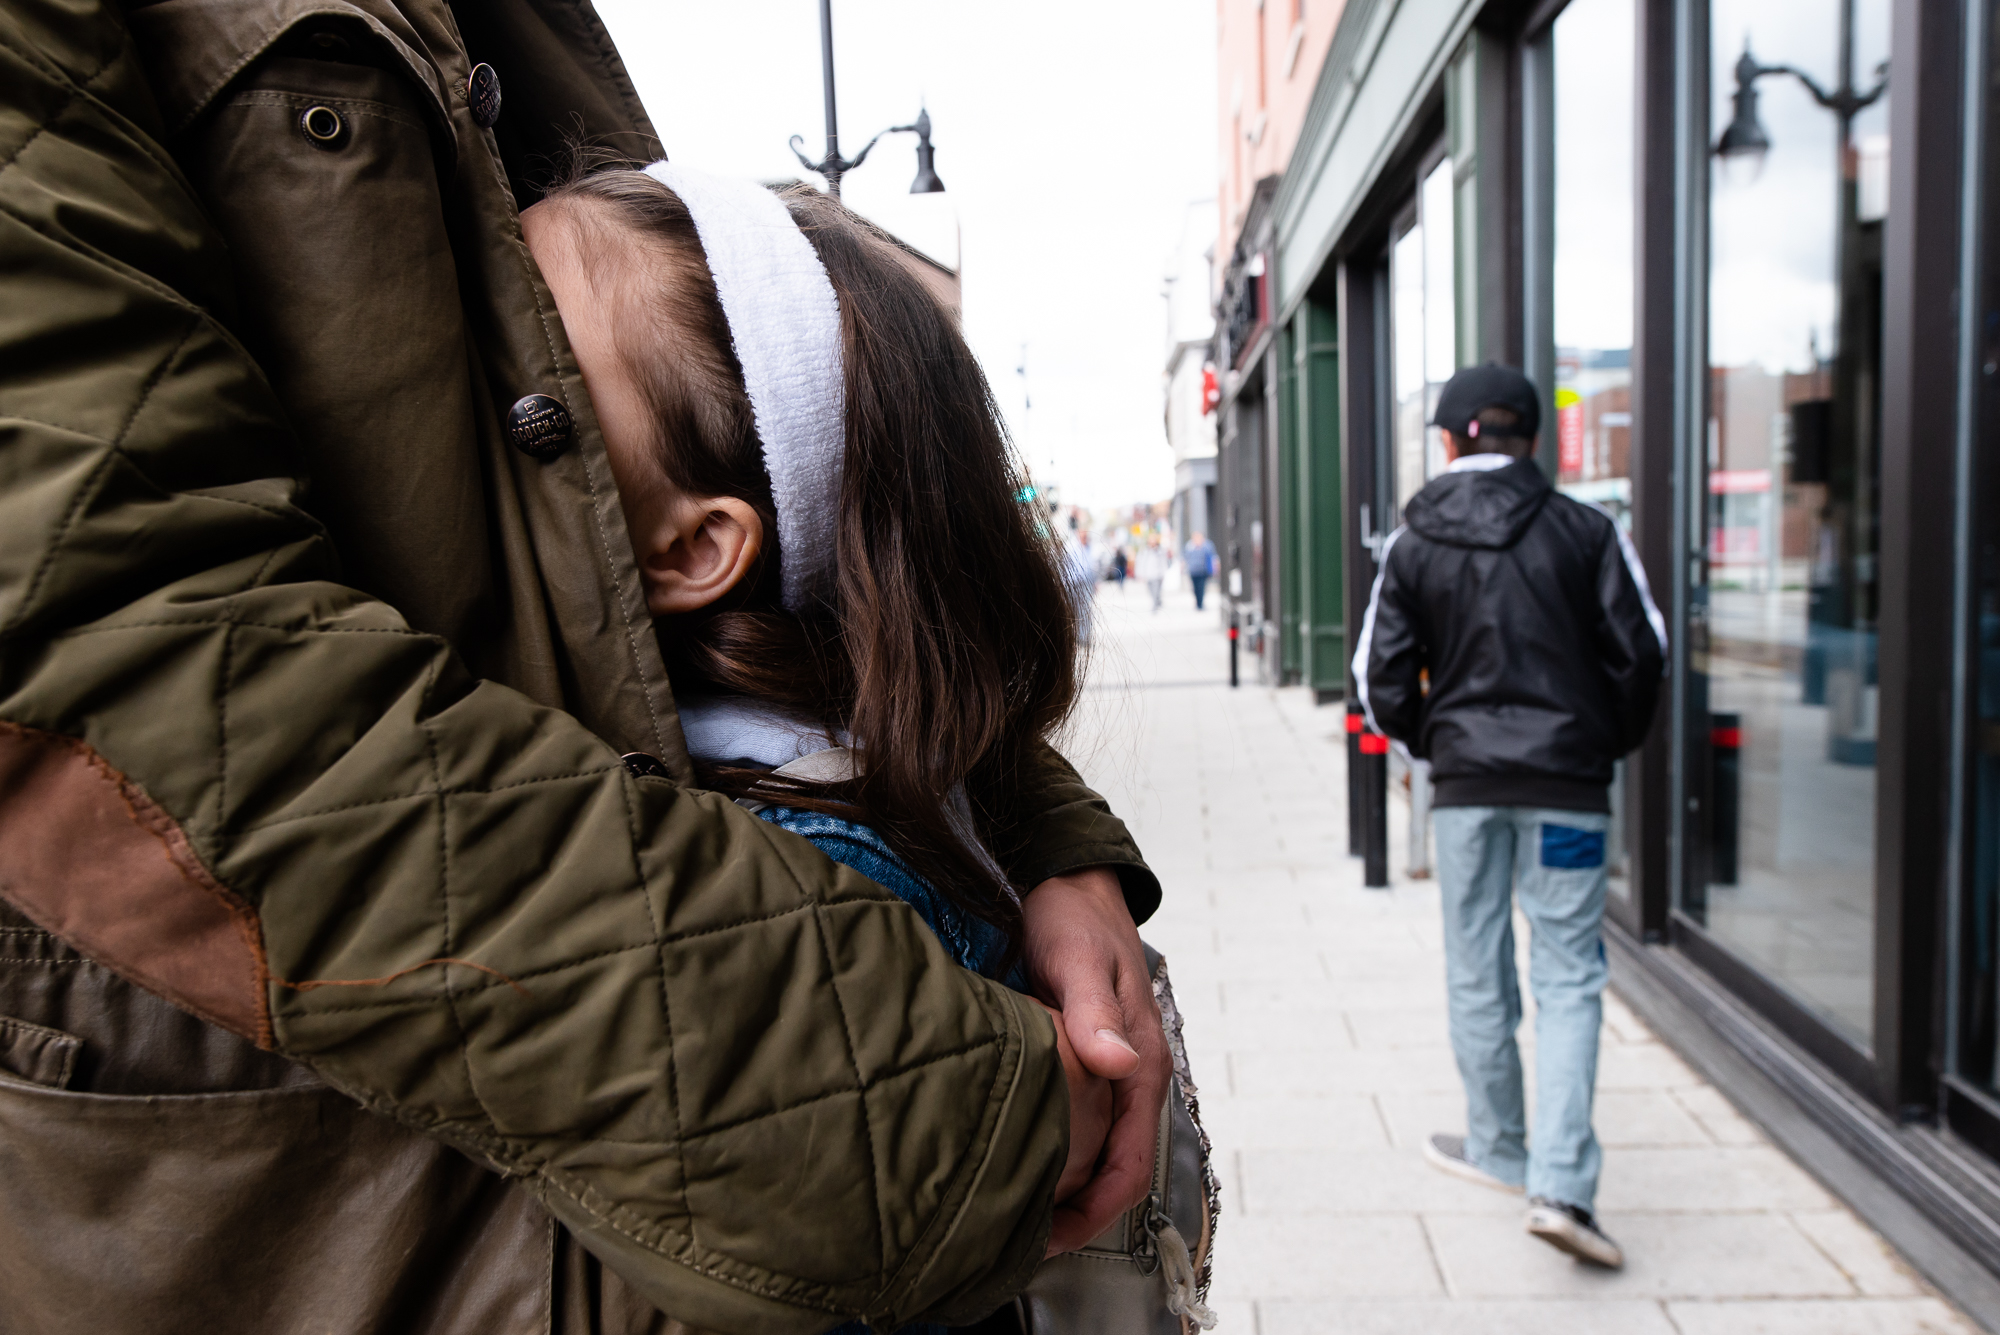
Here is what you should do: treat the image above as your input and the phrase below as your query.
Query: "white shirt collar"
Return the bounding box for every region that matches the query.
[1445,452,1518,473]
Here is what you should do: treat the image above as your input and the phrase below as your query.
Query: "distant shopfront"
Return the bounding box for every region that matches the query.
[1214,176,1347,696]
[1268,0,2000,1299]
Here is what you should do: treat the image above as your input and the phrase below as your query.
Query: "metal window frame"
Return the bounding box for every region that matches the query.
[1944,0,1997,1144]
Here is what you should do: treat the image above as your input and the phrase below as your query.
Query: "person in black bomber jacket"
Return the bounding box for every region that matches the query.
[1356,364,1665,1270]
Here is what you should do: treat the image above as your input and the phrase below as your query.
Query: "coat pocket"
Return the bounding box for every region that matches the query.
[0,1075,553,1335]
[0,1014,79,1089]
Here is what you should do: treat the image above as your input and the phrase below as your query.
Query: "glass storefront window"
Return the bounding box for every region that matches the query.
[1549,0,1638,881]
[1687,0,1891,1049]
[1390,157,1459,519]
[1551,0,1636,529]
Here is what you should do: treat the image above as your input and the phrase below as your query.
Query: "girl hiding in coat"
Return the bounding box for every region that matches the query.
[518,162,1116,1294]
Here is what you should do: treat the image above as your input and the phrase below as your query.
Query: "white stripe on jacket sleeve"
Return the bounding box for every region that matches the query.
[1350,525,1405,734]
[1590,503,1669,667]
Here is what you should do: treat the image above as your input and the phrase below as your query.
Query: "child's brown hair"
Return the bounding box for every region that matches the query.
[543,164,1081,953]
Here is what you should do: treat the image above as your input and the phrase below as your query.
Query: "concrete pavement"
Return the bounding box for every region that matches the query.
[1066,580,1978,1334]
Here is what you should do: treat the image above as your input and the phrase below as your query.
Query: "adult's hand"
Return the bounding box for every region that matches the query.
[1036,1001,1114,1202]
[1021,867,1170,1254]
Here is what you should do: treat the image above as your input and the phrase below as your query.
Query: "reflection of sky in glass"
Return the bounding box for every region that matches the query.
[1393,218,1428,513]
[1553,0,1637,512]
[1394,226,1425,401]
[1422,161,1457,384]
[1553,0,1635,359]
[1390,161,1458,512]
[1709,0,1890,375]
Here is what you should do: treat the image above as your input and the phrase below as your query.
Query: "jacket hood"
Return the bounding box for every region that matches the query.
[1404,457,1553,549]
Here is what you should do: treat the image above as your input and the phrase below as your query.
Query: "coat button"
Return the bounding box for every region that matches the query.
[621,753,671,779]
[467,63,502,128]
[298,105,347,150]
[506,394,572,459]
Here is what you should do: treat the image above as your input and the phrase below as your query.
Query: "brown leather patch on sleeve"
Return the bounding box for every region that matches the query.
[0,722,271,1047]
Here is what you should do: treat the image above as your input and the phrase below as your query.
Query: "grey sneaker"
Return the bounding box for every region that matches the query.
[1525,1197,1624,1268]
[1422,1133,1525,1195]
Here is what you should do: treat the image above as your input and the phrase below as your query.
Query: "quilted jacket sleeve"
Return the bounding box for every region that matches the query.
[0,6,1063,1332]
[993,742,1163,925]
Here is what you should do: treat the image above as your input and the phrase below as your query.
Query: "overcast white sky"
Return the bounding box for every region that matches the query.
[1552,0,1635,358]
[593,0,1218,510]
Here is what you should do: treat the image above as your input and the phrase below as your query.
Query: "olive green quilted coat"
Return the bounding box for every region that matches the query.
[0,0,1145,1330]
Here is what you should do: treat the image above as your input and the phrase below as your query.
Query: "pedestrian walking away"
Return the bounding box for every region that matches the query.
[1110,545,1130,592]
[1184,531,1216,610]
[1137,536,1169,613]
[1355,363,1666,1271]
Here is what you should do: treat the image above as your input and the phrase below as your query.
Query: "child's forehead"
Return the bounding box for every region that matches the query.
[555,198,655,272]
[551,207,681,332]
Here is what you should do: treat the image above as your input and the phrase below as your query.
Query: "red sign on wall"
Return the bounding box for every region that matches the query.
[1556,388,1584,477]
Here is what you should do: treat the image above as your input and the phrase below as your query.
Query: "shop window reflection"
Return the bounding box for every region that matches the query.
[1689,0,1889,1049]
[1550,0,1639,885]
[1390,157,1457,521]
[1551,0,1636,528]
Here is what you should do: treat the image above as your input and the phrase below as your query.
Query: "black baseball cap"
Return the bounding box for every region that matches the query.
[1432,362,1541,441]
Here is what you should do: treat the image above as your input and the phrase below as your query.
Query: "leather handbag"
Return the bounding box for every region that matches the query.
[1005,946,1219,1334]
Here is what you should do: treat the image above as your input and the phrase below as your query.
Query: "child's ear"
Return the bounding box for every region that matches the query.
[636,494,764,616]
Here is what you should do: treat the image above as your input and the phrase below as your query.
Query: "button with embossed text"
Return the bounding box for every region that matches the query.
[621,753,671,779]
[467,63,502,128]
[505,394,572,459]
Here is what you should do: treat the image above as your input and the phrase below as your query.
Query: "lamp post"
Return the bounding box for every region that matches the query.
[1712,1,1886,355]
[789,0,946,199]
[1713,3,1887,747]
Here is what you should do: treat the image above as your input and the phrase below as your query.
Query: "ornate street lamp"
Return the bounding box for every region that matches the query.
[1713,48,1774,164]
[789,0,946,199]
[1712,37,1886,171]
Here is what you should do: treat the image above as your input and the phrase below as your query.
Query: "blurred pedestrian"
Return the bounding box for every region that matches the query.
[1110,545,1129,592]
[1184,531,1217,609]
[1068,533,1098,644]
[1136,536,1168,613]
[1355,364,1665,1271]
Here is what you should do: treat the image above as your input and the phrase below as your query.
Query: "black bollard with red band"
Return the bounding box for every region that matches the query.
[1228,609,1240,688]
[1359,727,1390,888]
[1345,704,1365,857]
[1710,711,1741,887]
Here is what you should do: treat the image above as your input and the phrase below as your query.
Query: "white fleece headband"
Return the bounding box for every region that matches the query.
[642,161,844,611]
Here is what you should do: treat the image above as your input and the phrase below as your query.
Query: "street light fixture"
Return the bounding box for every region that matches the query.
[1714,48,1774,165]
[788,0,946,199]
[1711,34,1886,169]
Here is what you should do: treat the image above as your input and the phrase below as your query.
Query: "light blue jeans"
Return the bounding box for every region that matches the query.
[1432,805,1611,1210]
